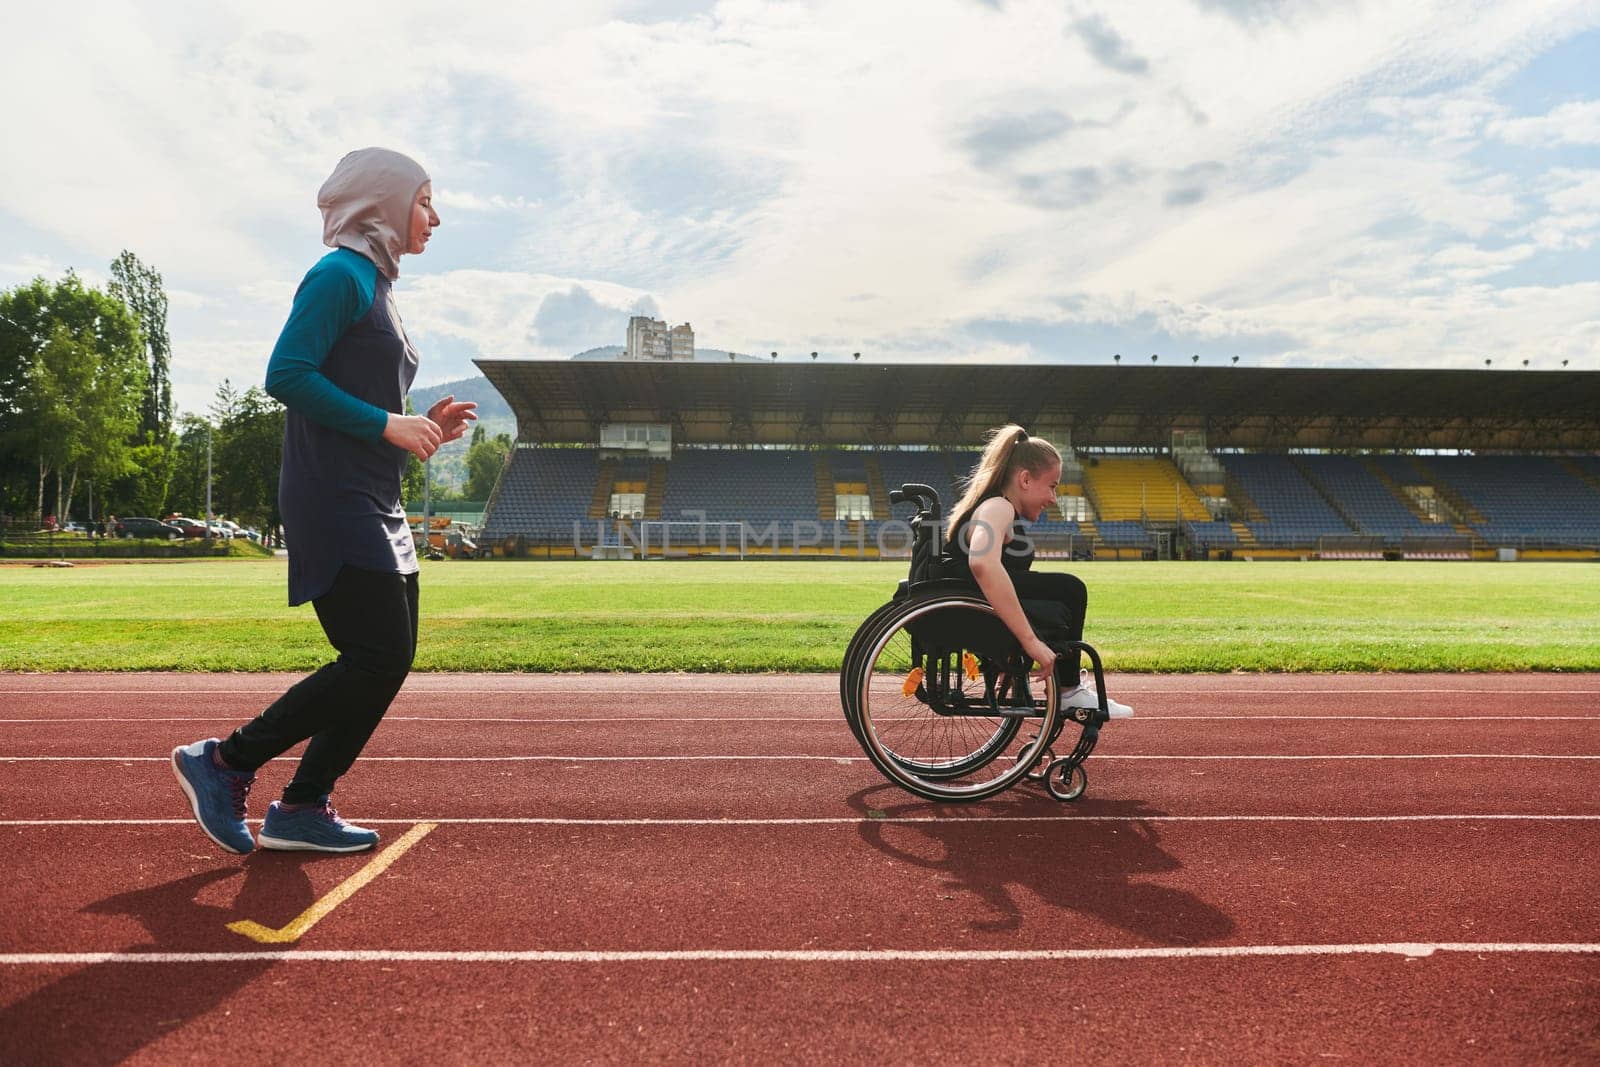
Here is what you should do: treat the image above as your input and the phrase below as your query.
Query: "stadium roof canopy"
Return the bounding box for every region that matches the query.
[475,358,1600,451]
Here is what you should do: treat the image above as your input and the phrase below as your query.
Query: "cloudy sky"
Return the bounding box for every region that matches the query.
[4,1,1598,417]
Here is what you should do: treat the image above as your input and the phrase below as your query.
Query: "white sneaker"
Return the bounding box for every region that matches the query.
[1058,669,1134,719]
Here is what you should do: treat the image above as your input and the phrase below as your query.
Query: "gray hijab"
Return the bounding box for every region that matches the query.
[317,147,430,280]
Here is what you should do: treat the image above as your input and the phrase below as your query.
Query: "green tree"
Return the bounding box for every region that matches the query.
[402,451,453,510]
[213,385,284,529]
[108,251,173,440]
[463,428,512,501]
[167,414,214,518]
[0,273,145,522]
[113,433,176,518]
[39,325,144,521]
[19,329,72,521]
[208,378,240,428]
[0,278,54,517]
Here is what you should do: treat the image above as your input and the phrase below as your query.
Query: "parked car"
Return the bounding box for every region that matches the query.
[207,521,236,540]
[114,517,182,540]
[168,517,212,538]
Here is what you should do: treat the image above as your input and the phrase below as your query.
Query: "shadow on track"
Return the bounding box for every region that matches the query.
[2,853,342,1064]
[846,785,1235,944]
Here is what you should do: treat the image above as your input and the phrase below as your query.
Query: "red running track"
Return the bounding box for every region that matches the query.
[1,673,1597,1063]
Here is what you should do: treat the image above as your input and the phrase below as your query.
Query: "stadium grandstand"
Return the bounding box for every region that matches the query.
[472,359,1600,562]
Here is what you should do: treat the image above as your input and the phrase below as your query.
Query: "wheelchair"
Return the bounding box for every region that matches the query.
[840,484,1111,803]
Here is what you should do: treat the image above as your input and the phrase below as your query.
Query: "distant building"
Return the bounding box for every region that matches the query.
[626,316,669,360]
[670,323,694,360]
[625,316,694,361]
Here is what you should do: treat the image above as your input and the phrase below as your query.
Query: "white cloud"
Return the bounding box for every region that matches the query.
[1427,241,1538,281]
[1491,98,1600,146]
[0,254,67,286]
[1369,93,1506,142]
[402,269,658,359]
[4,0,1600,410]
[435,191,541,214]
[1523,168,1600,250]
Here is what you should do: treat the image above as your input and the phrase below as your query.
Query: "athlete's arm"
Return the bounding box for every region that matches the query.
[966,497,1056,679]
[264,254,443,460]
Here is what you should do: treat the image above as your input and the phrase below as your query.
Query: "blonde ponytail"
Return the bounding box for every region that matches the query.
[947,424,1059,540]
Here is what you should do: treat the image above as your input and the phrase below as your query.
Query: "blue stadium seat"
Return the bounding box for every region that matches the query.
[1295,455,1441,543]
[658,449,819,524]
[1428,455,1600,546]
[481,447,600,542]
[1223,454,1353,546]
[1183,520,1237,547]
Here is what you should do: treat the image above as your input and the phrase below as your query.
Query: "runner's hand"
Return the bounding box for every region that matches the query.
[383,413,444,460]
[427,395,478,443]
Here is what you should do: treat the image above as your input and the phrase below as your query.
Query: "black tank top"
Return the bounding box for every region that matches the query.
[944,492,1033,578]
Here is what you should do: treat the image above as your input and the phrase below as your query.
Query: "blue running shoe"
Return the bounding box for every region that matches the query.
[170,738,255,854]
[258,798,379,853]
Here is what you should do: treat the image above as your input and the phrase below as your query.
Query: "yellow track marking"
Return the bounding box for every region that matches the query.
[227,822,437,944]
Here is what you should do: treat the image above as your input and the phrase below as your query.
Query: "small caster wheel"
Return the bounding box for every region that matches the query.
[1044,759,1087,801]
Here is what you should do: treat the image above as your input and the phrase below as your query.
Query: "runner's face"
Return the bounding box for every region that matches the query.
[1013,460,1061,521]
[407,182,439,255]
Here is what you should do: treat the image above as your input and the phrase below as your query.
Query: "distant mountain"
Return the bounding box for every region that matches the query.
[570,346,625,361]
[409,377,513,420]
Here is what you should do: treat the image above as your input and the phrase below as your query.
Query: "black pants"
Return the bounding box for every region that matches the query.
[220,566,418,804]
[1013,570,1088,686]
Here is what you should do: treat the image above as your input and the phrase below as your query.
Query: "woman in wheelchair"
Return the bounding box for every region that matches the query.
[840,424,1128,802]
[944,424,1132,720]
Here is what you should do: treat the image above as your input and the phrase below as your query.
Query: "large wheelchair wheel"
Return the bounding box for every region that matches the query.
[839,598,905,749]
[844,593,1058,802]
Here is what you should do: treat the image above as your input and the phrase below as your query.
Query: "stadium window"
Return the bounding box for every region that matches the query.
[835,493,872,520]
[1056,495,1091,521]
[609,492,645,516]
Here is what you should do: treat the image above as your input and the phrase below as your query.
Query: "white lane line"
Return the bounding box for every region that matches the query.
[0,755,857,764]
[4,753,1599,763]
[2,687,1598,696]
[3,942,1598,966]
[3,814,1599,827]
[1087,715,1600,722]
[0,694,825,700]
[4,715,1600,724]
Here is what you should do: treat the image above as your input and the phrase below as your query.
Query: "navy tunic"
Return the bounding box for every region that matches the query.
[272,253,419,606]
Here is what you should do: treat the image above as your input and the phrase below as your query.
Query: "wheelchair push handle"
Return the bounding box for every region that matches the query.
[889,483,942,520]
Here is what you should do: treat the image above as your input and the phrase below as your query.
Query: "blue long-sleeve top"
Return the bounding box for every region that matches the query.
[264,249,390,439]
[270,247,421,605]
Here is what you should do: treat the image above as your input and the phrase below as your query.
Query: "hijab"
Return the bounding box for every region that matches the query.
[317,147,430,280]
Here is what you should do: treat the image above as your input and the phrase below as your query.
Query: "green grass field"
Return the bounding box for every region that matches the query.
[2,558,1596,673]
